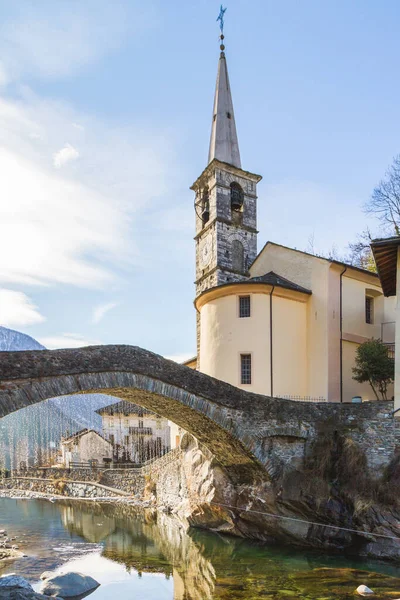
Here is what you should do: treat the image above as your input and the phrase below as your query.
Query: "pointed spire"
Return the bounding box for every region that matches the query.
[208,46,242,169]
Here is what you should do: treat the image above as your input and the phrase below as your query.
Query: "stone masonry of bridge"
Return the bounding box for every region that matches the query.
[0,345,398,483]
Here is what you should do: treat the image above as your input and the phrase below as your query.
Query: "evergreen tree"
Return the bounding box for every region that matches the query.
[352,339,394,400]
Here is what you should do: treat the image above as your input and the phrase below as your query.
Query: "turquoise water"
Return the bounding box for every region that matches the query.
[1,498,400,599]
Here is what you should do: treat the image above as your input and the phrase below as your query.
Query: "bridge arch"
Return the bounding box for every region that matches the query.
[0,345,286,482]
[2,345,386,482]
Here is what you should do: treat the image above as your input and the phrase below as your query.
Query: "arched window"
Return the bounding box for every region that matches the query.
[201,187,210,225]
[230,182,244,212]
[232,240,245,273]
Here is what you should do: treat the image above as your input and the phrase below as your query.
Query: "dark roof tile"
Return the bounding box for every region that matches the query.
[249,271,312,294]
[96,400,159,417]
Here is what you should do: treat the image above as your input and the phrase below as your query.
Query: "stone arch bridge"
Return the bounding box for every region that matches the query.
[0,345,395,482]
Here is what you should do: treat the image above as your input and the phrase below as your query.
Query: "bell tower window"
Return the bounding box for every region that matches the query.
[230,182,244,212]
[201,187,210,226]
[230,182,244,225]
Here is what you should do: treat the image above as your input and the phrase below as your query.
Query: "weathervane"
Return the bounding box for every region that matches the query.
[217,5,227,35]
[217,5,227,51]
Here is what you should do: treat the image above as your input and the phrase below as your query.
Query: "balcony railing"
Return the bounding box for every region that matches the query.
[128,427,152,435]
[384,342,395,359]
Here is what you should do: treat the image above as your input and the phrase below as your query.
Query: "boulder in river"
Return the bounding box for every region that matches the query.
[357,585,374,595]
[0,575,33,590]
[0,589,62,599]
[40,571,100,598]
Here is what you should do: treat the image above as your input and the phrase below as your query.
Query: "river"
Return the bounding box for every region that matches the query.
[1,497,400,599]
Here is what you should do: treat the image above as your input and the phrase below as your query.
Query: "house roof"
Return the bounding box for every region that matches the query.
[96,400,159,417]
[249,271,312,295]
[370,236,400,297]
[62,429,111,445]
[182,356,197,366]
[252,241,379,280]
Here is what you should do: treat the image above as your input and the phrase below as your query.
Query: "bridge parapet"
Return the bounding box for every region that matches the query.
[0,345,397,480]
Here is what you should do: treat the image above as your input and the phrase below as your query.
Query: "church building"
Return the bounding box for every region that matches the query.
[190,36,396,403]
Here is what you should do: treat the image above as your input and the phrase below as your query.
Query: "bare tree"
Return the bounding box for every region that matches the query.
[347,229,377,272]
[366,155,400,234]
[306,156,400,273]
[305,232,316,255]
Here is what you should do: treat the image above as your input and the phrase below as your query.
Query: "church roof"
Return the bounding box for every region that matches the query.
[96,400,159,417]
[195,271,312,309]
[253,241,380,280]
[249,271,312,295]
[208,49,241,168]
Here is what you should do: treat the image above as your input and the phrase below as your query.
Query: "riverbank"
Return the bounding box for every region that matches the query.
[2,497,400,600]
[0,528,26,562]
[0,488,155,508]
[2,432,400,563]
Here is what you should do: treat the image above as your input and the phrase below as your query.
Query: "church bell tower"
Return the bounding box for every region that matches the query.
[191,28,262,299]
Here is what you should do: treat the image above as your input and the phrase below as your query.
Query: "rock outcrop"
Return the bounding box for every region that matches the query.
[151,432,400,560]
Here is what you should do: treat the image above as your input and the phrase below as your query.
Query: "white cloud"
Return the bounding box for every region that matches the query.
[53,143,80,168]
[0,289,45,327]
[92,302,119,324]
[0,93,173,289]
[39,333,100,349]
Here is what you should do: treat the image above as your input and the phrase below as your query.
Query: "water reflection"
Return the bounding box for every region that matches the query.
[2,499,400,600]
[60,502,214,599]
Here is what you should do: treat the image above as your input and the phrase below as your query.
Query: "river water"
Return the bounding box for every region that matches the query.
[1,497,400,599]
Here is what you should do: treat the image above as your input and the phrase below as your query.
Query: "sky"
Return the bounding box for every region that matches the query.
[0,0,400,360]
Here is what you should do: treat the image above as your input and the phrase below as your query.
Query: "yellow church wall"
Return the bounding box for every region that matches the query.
[199,292,271,393]
[198,242,395,403]
[272,296,307,398]
[342,274,383,340]
[250,243,395,402]
[198,284,309,396]
[327,265,342,402]
[383,296,396,343]
[250,243,332,400]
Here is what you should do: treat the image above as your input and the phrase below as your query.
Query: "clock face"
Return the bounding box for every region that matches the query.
[201,235,212,268]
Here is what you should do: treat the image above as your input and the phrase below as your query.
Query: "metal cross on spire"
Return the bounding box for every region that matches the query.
[216,5,227,35]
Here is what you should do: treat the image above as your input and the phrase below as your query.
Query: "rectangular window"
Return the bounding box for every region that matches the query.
[240,354,252,385]
[366,296,374,324]
[138,419,144,428]
[239,295,251,318]
[124,435,130,446]
[109,434,114,445]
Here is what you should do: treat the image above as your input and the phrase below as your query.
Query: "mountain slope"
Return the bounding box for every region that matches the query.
[0,326,45,351]
[0,326,117,469]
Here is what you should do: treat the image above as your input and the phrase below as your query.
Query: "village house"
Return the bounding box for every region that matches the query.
[96,401,182,463]
[60,429,113,468]
[190,42,396,403]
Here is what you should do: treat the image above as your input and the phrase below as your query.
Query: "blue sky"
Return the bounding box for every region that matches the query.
[0,0,400,359]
